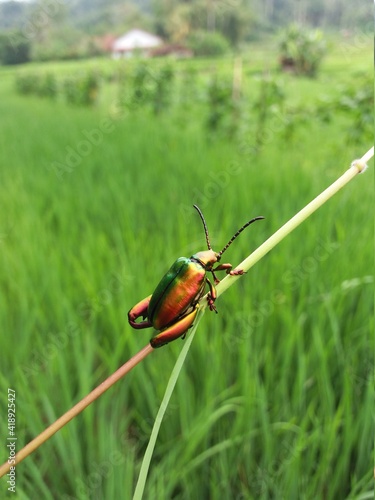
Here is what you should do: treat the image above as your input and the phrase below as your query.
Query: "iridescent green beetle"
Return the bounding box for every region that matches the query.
[128,205,264,348]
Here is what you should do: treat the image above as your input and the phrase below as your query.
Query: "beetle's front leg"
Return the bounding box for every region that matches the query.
[128,295,153,329]
[150,307,199,348]
[213,263,246,277]
[228,268,246,276]
[206,278,218,313]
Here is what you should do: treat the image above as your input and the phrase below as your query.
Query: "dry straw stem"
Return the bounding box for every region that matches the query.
[0,147,372,480]
[0,344,153,478]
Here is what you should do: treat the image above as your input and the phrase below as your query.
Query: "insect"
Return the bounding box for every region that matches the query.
[128,205,264,348]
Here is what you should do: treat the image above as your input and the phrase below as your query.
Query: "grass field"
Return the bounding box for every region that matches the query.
[0,34,373,499]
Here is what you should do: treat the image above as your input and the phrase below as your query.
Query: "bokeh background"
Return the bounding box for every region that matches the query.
[0,0,373,498]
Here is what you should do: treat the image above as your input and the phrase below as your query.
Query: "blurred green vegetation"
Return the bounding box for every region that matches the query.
[0,36,373,499]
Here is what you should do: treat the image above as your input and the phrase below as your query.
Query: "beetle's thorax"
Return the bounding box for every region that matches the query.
[191,249,220,270]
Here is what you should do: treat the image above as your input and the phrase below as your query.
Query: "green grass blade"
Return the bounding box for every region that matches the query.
[133,308,205,500]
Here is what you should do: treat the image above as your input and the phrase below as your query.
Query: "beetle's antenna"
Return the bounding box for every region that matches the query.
[193,205,212,250]
[218,216,265,257]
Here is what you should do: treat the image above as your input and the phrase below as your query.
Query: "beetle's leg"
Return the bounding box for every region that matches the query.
[228,268,246,276]
[211,269,221,284]
[213,263,232,272]
[213,263,246,277]
[128,295,153,329]
[211,263,233,284]
[206,278,218,313]
[150,307,199,348]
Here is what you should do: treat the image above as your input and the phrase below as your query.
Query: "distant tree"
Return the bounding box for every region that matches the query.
[188,30,230,57]
[0,1,29,31]
[252,0,371,28]
[216,5,254,48]
[168,3,195,43]
[153,0,253,47]
[279,24,327,77]
[0,31,31,65]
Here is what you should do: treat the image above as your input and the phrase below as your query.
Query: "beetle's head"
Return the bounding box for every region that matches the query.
[192,249,220,269]
[193,204,265,265]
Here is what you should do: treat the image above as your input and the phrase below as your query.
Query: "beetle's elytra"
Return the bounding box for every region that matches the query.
[128,205,264,348]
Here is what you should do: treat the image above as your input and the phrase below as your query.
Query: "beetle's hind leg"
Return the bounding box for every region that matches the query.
[128,295,153,329]
[150,307,199,348]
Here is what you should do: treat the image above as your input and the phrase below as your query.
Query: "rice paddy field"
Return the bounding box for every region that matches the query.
[0,35,373,499]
